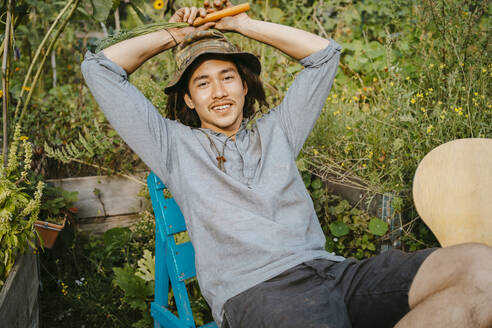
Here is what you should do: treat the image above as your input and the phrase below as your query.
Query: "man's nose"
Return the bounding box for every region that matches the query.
[212,81,227,99]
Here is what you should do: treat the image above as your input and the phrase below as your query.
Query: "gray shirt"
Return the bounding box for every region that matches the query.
[81,40,344,325]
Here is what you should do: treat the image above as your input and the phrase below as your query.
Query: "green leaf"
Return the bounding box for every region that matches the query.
[329,221,350,237]
[368,218,388,236]
[393,138,404,151]
[268,8,285,23]
[104,227,131,249]
[135,250,155,282]
[91,0,113,22]
[113,265,154,311]
[296,157,307,172]
[311,178,322,190]
[302,172,311,188]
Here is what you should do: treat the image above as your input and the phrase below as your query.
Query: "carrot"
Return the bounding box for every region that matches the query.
[192,3,250,27]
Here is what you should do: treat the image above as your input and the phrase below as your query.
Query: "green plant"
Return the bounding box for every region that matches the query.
[300,169,388,259]
[39,185,78,225]
[0,125,44,288]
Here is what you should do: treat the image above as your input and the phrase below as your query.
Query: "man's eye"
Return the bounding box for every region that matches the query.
[224,75,234,81]
[197,82,208,87]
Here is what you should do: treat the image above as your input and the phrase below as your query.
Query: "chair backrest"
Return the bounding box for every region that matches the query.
[148,172,218,328]
[147,172,197,328]
[413,138,492,247]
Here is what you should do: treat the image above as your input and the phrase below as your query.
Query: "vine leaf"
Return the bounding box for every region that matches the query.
[91,0,113,22]
[368,217,388,236]
[329,221,349,237]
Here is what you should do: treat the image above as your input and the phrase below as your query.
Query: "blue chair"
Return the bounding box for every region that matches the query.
[147,172,218,328]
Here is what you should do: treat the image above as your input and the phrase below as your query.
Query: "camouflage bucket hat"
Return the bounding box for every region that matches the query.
[164,30,261,94]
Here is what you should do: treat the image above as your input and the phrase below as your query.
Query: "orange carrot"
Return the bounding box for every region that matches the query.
[193,3,250,27]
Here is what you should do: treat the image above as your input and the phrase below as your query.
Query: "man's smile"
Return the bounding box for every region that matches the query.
[210,102,234,112]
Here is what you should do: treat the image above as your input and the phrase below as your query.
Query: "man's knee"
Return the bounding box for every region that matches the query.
[456,243,492,290]
[408,243,492,308]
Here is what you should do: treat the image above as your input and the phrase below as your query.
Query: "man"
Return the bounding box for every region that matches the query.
[82,2,492,327]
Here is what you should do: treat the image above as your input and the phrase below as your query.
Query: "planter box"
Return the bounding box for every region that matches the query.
[48,174,148,235]
[0,251,39,328]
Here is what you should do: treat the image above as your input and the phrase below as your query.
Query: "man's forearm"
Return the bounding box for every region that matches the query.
[237,19,330,61]
[102,29,176,75]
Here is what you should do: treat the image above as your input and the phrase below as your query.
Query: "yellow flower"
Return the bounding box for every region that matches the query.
[332,93,338,99]
[352,96,358,101]
[313,149,319,156]
[417,92,423,98]
[368,151,373,159]
[390,82,394,86]
[406,76,410,81]
[429,64,434,69]
[153,0,164,9]
[438,101,443,105]
[19,136,29,141]
[420,107,426,113]
[373,77,377,82]
[22,86,31,92]
[428,88,433,92]
[0,90,3,98]
[333,110,340,116]
[410,98,416,104]
[482,68,487,73]
[474,92,478,96]
[439,64,445,69]
[426,125,433,134]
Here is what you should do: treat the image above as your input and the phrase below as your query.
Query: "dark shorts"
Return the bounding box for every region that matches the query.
[221,248,437,328]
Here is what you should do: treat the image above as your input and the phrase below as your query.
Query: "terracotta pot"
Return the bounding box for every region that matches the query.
[34,218,66,248]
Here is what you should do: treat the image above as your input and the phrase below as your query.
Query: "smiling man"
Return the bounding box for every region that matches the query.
[81,2,492,328]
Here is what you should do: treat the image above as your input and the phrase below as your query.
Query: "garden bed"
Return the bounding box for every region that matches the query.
[0,251,39,328]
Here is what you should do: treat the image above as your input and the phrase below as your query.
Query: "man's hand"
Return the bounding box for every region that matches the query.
[204,0,252,33]
[168,7,216,44]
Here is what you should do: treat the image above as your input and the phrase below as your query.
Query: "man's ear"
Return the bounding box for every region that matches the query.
[184,93,195,110]
[243,80,248,96]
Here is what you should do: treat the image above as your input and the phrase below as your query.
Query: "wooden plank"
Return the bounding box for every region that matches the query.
[0,251,39,327]
[48,175,147,219]
[76,214,141,235]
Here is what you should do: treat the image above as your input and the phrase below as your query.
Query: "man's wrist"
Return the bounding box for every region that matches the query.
[235,18,257,37]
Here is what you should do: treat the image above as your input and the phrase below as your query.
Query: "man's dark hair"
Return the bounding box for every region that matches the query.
[166,54,268,128]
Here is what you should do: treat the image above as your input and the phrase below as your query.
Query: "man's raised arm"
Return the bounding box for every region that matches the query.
[212,1,330,60]
[102,7,214,74]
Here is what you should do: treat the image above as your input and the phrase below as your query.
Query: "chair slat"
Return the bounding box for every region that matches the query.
[162,198,187,235]
[173,241,196,281]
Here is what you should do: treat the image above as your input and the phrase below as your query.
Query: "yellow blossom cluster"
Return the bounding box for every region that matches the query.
[60,281,68,296]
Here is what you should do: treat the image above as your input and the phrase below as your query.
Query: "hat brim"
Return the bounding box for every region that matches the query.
[164,51,261,94]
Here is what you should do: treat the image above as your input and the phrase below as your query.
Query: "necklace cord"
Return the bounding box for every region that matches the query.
[194,110,261,172]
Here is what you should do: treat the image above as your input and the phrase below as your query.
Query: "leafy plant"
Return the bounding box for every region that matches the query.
[39,185,78,225]
[0,125,44,289]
